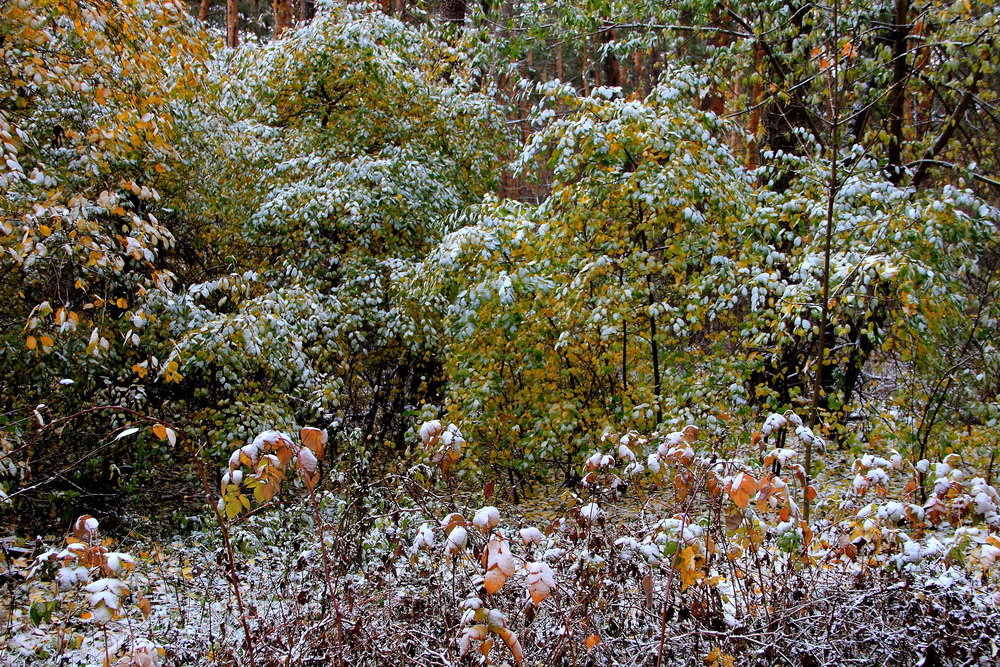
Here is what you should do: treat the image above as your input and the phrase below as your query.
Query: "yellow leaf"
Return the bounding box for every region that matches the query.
[224,500,241,519]
[677,545,705,591]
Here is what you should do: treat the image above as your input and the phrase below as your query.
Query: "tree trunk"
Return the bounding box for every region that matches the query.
[885,0,911,184]
[198,0,210,22]
[226,0,238,48]
[273,0,294,38]
[300,0,315,22]
[442,0,465,23]
[600,25,620,88]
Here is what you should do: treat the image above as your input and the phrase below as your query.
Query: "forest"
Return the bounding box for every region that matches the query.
[1,0,999,664]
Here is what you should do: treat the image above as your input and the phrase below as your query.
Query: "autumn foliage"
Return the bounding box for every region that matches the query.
[0,0,999,664]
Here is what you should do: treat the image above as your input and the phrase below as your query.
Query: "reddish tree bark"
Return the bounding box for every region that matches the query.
[226,0,238,48]
[273,0,294,38]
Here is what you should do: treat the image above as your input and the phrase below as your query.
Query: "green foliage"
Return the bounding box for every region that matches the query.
[434,72,1000,479]
[434,73,752,478]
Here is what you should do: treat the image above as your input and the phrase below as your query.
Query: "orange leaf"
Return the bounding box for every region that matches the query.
[585,634,601,651]
[483,568,507,594]
[495,628,523,665]
[737,472,759,494]
[152,424,168,441]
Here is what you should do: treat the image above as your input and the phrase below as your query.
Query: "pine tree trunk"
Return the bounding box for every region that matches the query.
[273,0,294,38]
[199,0,210,22]
[226,0,238,48]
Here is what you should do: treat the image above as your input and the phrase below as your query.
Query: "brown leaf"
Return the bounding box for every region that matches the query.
[73,515,99,539]
[641,574,653,609]
[300,427,327,461]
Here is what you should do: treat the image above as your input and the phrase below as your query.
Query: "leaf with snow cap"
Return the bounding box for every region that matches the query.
[473,506,500,533]
[579,502,602,523]
[446,525,469,554]
[296,446,320,491]
[482,537,516,594]
[519,526,543,546]
[300,427,327,461]
[73,514,100,539]
[525,561,555,604]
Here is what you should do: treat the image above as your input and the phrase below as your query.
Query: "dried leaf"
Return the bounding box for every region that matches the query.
[300,427,327,461]
[495,627,523,665]
[114,427,140,441]
[585,634,601,651]
[641,573,653,608]
[73,515,100,539]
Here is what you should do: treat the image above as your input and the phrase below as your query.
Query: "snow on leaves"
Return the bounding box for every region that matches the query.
[219,427,328,519]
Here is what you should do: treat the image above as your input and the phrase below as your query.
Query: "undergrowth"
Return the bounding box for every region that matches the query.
[2,413,999,665]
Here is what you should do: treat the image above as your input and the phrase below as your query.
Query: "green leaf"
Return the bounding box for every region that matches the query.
[30,600,55,626]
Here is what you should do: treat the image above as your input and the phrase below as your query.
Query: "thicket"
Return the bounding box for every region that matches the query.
[1,0,999,664]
